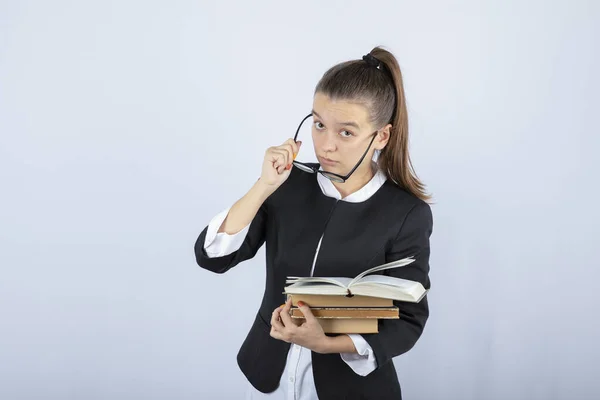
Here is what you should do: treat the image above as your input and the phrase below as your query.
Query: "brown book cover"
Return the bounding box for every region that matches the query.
[291,317,378,334]
[290,307,399,319]
[288,294,394,308]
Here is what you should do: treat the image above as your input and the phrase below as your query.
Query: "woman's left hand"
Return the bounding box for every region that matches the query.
[270,297,329,353]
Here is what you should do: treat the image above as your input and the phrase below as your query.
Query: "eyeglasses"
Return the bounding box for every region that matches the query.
[292,113,378,183]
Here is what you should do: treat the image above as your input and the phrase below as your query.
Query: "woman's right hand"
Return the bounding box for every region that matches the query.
[260,138,302,189]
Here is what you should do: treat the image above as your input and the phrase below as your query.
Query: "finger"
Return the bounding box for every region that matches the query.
[279,309,296,328]
[273,147,292,170]
[270,305,281,325]
[287,140,302,160]
[268,148,286,166]
[279,297,296,327]
[284,138,302,158]
[282,145,294,169]
[282,138,295,152]
[270,149,289,170]
[265,147,281,169]
[270,326,284,340]
[296,301,317,324]
[271,307,286,331]
[269,149,288,173]
[276,143,294,166]
[292,139,302,160]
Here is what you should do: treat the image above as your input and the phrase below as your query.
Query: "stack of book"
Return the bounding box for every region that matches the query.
[286,293,397,333]
[283,257,427,334]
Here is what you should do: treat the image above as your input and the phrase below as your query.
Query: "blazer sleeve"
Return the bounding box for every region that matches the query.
[194,200,268,274]
[362,201,433,369]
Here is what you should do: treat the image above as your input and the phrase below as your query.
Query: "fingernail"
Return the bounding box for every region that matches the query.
[297,301,305,307]
[286,164,291,170]
[280,304,286,308]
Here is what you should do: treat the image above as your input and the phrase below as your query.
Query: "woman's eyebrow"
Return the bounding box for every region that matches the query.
[312,110,361,129]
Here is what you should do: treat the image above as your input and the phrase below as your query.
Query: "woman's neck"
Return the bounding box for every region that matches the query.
[332,162,376,199]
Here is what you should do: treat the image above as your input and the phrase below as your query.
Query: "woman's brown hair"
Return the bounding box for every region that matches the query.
[314,45,432,203]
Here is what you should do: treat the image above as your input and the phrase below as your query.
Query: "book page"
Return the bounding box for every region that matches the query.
[285,277,353,289]
[352,274,422,290]
[283,281,350,296]
[350,277,427,302]
[350,285,427,302]
[349,256,416,287]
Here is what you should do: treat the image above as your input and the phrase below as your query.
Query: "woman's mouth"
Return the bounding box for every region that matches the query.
[318,156,338,166]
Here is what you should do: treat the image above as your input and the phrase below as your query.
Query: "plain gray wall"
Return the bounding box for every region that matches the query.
[1,1,599,399]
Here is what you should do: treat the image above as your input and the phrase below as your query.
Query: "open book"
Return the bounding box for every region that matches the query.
[284,256,427,303]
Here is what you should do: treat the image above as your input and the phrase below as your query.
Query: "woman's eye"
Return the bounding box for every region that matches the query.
[315,121,325,130]
[340,130,353,138]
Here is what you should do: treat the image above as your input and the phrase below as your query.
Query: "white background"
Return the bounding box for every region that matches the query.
[1,1,599,399]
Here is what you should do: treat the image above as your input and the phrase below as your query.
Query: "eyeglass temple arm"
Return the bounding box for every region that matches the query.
[341,132,378,179]
[294,113,313,142]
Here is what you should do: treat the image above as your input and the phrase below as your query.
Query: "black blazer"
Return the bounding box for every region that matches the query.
[194,166,433,399]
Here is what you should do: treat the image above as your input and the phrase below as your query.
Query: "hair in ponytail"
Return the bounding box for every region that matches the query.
[314,45,432,202]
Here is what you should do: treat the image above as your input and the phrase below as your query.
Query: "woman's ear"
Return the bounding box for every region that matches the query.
[374,124,392,150]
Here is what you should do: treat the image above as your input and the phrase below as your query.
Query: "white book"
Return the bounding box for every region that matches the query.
[283,256,427,303]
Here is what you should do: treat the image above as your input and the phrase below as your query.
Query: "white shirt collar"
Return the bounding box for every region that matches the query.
[316,161,387,203]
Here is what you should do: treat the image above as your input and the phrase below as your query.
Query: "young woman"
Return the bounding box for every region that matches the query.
[195,46,433,400]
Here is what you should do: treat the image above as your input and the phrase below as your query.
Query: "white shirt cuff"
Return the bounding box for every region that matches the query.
[340,334,378,376]
[203,207,251,258]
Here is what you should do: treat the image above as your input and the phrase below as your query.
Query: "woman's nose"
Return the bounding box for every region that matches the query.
[319,132,337,153]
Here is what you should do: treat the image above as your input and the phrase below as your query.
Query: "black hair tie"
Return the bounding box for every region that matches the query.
[362,53,382,70]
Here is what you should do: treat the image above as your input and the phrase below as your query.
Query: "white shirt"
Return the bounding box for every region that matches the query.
[204,163,388,400]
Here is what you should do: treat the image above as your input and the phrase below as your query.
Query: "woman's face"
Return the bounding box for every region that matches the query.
[311,92,387,178]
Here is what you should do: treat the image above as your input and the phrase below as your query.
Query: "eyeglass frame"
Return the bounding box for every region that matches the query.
[291,113,378,183]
